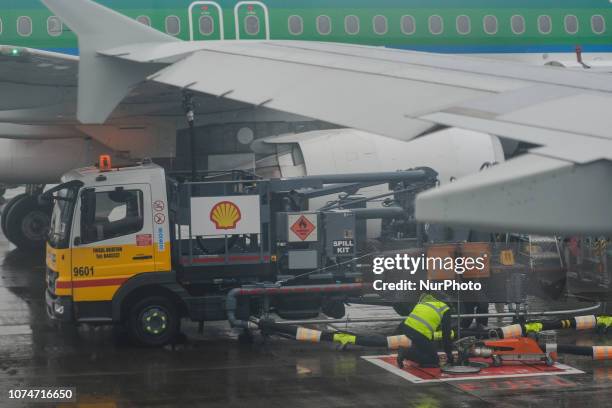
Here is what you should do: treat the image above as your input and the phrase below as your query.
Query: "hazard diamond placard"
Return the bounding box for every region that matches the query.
[288,213,318,242]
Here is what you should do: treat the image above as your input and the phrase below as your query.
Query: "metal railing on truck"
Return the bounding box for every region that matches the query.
[166,171,271,268]
[165,168,438,275]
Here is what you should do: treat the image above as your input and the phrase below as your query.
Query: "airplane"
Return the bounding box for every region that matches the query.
[4,1,612,62]
[1,0,612,250]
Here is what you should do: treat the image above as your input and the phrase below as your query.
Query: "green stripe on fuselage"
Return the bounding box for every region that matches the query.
[1,0,611,53]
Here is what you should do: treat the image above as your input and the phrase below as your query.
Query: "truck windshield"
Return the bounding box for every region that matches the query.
[48,183,80,249]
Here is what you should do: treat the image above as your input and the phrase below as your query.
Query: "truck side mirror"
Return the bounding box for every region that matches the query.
[73,237,82,246]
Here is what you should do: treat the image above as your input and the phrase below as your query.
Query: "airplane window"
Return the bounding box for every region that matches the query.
[456,15,471,35]
[317,15,332,35]
[199,15,214,35]
[136,16,151,26]
[564,15,578,34]
[245,15,260,35]
[483,15,498,35]
[47,16,63,36]
[288,15,303,35]
[511,15,525,34]
[17,16,32,37]
[538,15,552,34]
[429,15,443,35]
[345,15,360,35]
[165,15,181,36]
[401,15,416,35]
[592,15,606,34]
[373,15,388,35]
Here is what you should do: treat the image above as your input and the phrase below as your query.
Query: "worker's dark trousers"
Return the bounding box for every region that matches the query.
[395,324,439,367]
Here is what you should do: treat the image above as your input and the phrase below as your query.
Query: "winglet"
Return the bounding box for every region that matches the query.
[41,0,179,124]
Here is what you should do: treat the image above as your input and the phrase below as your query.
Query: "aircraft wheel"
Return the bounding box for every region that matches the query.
[1,193,27,240]
[4,195,51,250]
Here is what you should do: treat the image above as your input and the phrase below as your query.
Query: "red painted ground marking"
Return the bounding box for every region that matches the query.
[362,354,584,384]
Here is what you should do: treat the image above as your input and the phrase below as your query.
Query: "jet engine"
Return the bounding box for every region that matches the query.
[252,128,505,237]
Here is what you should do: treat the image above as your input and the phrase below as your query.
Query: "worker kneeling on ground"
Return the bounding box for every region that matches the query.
[396,293,453,368]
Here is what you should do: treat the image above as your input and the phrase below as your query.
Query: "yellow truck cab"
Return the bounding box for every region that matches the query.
[44,158,440,346]
[45,161,174,344]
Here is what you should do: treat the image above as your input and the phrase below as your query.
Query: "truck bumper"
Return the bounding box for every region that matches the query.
[45,289,73,322]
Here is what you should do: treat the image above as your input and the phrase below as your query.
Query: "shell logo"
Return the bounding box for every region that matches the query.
[209,201,242,230]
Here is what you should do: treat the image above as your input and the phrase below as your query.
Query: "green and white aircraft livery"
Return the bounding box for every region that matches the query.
[2,0,612,63]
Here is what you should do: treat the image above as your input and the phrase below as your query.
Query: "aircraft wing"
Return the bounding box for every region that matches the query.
[151,44,611,234]
[39,0,612,234]
[416,89,612,234]
[0,46,78,121]
[0,46,77,89]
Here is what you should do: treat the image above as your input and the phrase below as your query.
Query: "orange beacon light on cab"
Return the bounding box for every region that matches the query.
[99,155,112,171]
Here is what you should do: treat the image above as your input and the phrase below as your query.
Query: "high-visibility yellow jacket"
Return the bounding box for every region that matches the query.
[404,300,450,340]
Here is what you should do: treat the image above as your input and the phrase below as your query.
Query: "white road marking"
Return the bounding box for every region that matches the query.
[0,324,32,336]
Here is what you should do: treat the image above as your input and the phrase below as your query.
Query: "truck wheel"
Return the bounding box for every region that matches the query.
[4,195,51,250]
[1,193,26,241]
[128,296,180,347]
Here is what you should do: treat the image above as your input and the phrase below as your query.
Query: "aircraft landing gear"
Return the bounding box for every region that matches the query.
[1,186,51,251]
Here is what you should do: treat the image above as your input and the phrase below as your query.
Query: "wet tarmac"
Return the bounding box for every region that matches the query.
[0,191,611,407]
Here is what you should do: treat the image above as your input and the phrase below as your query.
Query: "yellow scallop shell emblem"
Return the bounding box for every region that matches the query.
[210,201,242,229]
